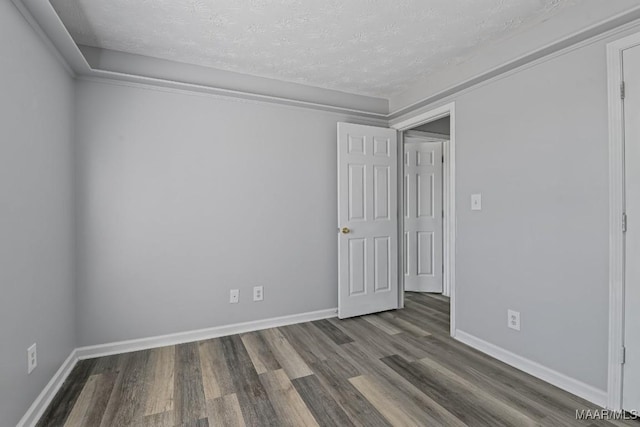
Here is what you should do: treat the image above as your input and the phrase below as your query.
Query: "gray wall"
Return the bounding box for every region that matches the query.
[74,79,381,346]
[426,30,636,391]
[389,0,640,112]
[75,22,627,392]
[0,2,76,426]
[412,116,450,135]
[7,4,639,419]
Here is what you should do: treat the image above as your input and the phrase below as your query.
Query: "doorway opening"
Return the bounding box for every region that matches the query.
[335,103,456,334]
[391,103,456,336]
[402,117,451,334]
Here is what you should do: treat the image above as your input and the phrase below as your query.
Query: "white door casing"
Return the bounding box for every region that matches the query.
[403,138,443,293]
[391,102,456,336]
[337,123,398,318]
[622,44,640,412]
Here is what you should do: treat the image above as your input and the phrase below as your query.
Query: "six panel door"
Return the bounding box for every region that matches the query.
[404,138,443,293]
[337,123,398,318]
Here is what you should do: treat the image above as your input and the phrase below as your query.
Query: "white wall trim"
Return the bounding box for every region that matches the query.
[19,307,337,425]
[84,69,388,120]
[455,330,608,408]
[389,7,640,117]
[391,102,456,337]
[605,30,640,411]
[392,104,454,131]
[13,0,388,119]
[76,76,389,127]
[14,0,640,120]
[16,350,79,427]
[75,308,337,360]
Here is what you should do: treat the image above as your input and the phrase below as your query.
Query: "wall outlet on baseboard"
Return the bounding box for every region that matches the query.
[230,289,239,304]
[507,309,520,331]
[253,286,264,301]
[27,343,37,374]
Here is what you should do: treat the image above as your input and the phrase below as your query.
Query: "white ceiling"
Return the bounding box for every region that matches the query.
[50,0,579,98]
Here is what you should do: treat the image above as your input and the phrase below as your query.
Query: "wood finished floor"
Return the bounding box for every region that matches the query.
[37,293,635,427]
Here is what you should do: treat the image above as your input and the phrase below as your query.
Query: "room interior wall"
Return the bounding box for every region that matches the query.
[71,19,640,392]
[0,2,76,426]
[9,1,640,420]
[389,0,640,113]
[74,79,383,346]
[397,23,640,392]
[412,116,451,135]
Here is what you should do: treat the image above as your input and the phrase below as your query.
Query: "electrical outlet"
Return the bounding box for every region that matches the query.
[229,289,239,304]
[507,309,521,331]
[253,286,264,301]
[27,343,37,374]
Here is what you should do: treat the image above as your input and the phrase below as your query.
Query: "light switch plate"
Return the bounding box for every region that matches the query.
[229,289,239,304]
[471,194,482,210]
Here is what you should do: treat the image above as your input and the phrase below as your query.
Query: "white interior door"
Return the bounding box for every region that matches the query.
[404,138,443,293]
[337,123,398,318]
[622,44,640,412]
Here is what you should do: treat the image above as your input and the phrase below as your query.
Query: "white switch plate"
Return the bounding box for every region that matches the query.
[27,343,37,374]
[253,286,264,301]
[507,309,521,331]
[471,193,482,210]
[229,289,239,304]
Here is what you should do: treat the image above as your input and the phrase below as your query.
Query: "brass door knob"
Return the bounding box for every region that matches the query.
[341,227,351,234]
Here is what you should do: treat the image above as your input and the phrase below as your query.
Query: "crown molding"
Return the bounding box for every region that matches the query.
[15,0,389,119]
[13,0,640,122]
[389,5,640,118]
[79,46,388,118]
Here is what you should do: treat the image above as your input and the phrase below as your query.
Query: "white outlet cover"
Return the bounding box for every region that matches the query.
[507,309,521,331]
[27,343,37,374]
[253,286,264,301]
[471,194,482,210]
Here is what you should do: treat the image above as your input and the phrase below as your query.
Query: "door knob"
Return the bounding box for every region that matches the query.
[341,227,351,234]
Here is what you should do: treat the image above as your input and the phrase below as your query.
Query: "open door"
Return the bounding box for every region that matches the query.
[404,137,444,293]
[337,123,398,318]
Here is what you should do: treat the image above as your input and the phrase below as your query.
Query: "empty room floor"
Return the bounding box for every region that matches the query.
[37,293,631,426]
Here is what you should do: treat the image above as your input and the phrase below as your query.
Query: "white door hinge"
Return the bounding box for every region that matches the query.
[621,81,626,99]
[623,213,628,233]
[621,346,626,364]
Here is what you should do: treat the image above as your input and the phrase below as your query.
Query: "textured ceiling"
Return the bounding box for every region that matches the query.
[50,0,578,98]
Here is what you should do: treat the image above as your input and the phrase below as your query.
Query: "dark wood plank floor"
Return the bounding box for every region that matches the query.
[37,293,635,426]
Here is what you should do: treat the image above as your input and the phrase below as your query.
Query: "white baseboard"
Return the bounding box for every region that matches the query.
[76,307,338,360]
[455,330,608,408]
[17,349,79,427]
[20,307,337,425]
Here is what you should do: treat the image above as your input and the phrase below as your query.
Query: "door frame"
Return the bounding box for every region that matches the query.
[390,102,456,337]
[606,31,640,411]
